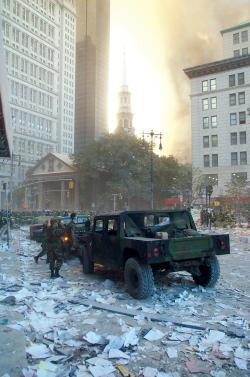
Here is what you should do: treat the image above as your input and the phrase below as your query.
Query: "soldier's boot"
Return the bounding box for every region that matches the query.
[50,269,55,278]
[34,256,39,264]
[54,269,62,278]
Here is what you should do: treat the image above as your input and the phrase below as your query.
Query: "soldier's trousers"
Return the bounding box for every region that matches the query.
[48,248,63,271]
[37,242,48,258]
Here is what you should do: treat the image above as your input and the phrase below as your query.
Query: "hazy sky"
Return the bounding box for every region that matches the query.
[109,0,250,162]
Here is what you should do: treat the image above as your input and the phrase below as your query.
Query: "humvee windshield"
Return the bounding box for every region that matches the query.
[123,211,195,238]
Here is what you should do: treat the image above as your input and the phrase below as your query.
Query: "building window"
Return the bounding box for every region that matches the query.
[231,132,237,145]
[202,80,208,92]
[240,151,247,165]
[231,152,238,166]
[241,30,248,42]
[204,155,210,167]
[211,135,218,147]
[210,79,216,91]
[239,111,246,124]
[229,93,236,106]
[238,92,245,104]
[203,136,209,148]
[212,154,218,167]
[203,117,209,129]
[211,97,217,109]
[234,49,240,57]
[230,113,237,125]
[229,74,235,87]
[211,115,217,128]
[232,172,247,181]
[233,32,240,44]
[238,72,245,85]
[202,98,209,110]
[240,131,246,144]
[242,47,248,56]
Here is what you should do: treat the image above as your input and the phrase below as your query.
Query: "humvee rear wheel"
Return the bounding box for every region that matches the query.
[82,244,94,274]
[124,258,154,299]
[192,256,220,287]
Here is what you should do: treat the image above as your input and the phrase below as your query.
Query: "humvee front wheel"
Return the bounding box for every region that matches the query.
[82,244,94,274]
[192,256,220,287]
[124,258,154,299]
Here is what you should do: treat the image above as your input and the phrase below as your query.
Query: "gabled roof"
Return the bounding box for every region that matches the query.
[26,152,76,177]
[51,152,74,168]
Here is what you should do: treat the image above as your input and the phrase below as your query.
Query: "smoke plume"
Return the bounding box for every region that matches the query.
[161,0,250,161]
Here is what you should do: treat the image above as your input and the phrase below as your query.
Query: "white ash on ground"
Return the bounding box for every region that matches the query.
[0,226,249,376]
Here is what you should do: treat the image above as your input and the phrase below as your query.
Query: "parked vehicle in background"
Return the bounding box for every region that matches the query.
[81,210,230,299]
[29,216,50,241]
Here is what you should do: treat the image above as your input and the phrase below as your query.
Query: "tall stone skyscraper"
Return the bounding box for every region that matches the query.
[0,0,76,185]
[75,0,110,153]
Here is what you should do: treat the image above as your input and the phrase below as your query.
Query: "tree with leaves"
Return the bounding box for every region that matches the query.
[74,133,189,211]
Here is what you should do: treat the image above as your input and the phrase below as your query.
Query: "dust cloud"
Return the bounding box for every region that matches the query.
[158,0,250,161]
[111,0,250,162]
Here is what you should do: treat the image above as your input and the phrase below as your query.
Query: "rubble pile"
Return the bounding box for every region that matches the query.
[0,227,249,376]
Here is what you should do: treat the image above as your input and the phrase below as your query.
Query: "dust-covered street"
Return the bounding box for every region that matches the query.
[0,227,250,377]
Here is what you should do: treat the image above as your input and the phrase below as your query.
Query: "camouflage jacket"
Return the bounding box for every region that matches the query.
[46,226,65,246]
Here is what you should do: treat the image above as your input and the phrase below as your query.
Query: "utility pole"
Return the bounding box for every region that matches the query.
[142,130,163,209]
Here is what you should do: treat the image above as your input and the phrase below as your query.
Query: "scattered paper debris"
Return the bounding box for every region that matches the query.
[144,329,165,342]
[142,367,158,377]
[83,331,105,345]
[26,343,51,359]
[108,349,130,359]
[166,347,178,358]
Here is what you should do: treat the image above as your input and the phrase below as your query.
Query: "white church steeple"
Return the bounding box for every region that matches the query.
[116,50,134,135]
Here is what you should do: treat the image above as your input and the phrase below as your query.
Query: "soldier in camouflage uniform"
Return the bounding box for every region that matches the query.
[47,218,65,278]
[34,222,49,263]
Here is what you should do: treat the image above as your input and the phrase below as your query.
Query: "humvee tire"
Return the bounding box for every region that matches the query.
[124,257,154,299]
[192,255,220,287]
[82,244,94,274]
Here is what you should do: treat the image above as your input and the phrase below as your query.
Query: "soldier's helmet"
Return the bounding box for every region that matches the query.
[50,218,58,226]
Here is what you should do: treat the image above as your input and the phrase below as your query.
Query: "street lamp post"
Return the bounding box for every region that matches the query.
[143,130,163,209]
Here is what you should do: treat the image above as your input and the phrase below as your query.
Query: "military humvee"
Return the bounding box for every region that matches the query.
[81,210,230,299]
